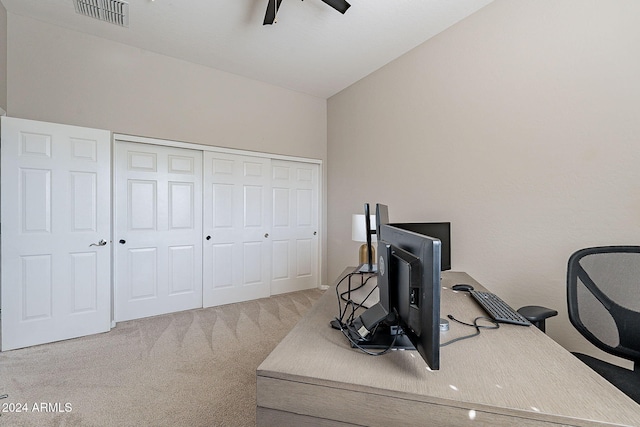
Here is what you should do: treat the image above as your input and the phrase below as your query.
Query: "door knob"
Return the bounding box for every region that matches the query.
[313,231,317,235]
[264,233,269,238]
[89,239,107,247]
[206,236,211,240]
[119,239,126,244]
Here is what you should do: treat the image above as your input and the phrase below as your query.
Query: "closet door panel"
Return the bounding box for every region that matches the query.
[269,160,319,295]
[114,141,202,322]
[203,152,271,307]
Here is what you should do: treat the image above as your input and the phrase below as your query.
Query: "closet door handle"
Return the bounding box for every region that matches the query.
[119,239,126,244]
[264,233,269,238]
[90,239,107,247]
[206,236,211,241]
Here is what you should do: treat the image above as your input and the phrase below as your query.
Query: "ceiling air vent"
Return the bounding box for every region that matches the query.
[73,0,129,27]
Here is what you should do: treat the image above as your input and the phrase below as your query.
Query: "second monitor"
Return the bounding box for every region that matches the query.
[390,222,451,271]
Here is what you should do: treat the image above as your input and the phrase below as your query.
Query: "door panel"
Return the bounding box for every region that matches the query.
[70,252,98,313]
[21,254,53,320]
[169,182,195,229]
[296,239,313,276]
[71,171,98,231]
[1,117,111,351]
[114,141,202,321]
[203,152,271,307]
[129,248,157,299]
[269,160,319,295]
[129,180,157,230]
[168,245,196,294]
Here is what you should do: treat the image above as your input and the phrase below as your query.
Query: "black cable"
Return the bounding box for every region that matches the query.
[339,275,374,302]
[342,275,377,325]
[334,272,359,323]
[440,315,499,347]
[335,315,400,356]
[334,271,376,325]
[333,271,398,356]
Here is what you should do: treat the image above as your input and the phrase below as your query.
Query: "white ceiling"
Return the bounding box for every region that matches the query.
[1,0,493,98]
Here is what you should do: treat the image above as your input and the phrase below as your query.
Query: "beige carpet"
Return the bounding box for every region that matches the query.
[0,289,323,427]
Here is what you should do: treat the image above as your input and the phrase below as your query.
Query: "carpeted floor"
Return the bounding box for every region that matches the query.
[0,288,323,427]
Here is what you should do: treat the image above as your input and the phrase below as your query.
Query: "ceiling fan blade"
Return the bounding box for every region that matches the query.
[320,0,351,14]
[263,0,283,25]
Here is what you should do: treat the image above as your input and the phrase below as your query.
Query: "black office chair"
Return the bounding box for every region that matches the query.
[567,246,640,404]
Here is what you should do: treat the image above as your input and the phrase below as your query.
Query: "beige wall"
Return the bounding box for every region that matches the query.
[0,2,6,111]
[6,13,328,284]
[328,0,640,365]
[7,14,326,160]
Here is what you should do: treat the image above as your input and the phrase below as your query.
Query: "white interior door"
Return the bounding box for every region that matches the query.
[269,160,319,295]
[114,141,203,321]
[203,152,271,307]
[1,117,111,351]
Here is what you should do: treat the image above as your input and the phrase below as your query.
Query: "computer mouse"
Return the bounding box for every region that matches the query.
[452,284,474,292]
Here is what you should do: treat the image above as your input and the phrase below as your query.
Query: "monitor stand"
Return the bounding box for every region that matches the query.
[350,325,415,351]
[357,263,377,273]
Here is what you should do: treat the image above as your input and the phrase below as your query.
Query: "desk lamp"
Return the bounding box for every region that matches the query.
[352,214,376,269]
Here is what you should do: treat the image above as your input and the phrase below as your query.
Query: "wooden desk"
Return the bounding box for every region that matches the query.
[257,269,640,426]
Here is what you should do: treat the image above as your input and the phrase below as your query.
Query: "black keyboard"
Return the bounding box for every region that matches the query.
[469,290,531,326]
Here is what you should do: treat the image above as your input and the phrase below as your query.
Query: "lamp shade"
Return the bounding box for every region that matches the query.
[351,214,377,243]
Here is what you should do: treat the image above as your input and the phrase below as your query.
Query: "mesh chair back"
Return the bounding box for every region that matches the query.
[567,246,640,363]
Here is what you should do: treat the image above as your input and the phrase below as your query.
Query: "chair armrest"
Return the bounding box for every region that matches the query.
[517,305,558,322]
[517,306,558,332]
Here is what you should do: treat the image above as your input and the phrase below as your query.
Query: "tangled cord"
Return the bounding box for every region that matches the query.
[440,315,499,347]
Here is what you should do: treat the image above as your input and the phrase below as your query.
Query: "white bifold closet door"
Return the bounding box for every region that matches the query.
[202,153,320,307]
[1,117,111,351]
[114,142,203,322]
[202,151,272,307]
[269,160,319,295]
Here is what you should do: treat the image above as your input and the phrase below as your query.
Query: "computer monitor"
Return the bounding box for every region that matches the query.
[391,223,451,271]
[375,203,450,271]
[347,222,442,370]
[379,224,441,370]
